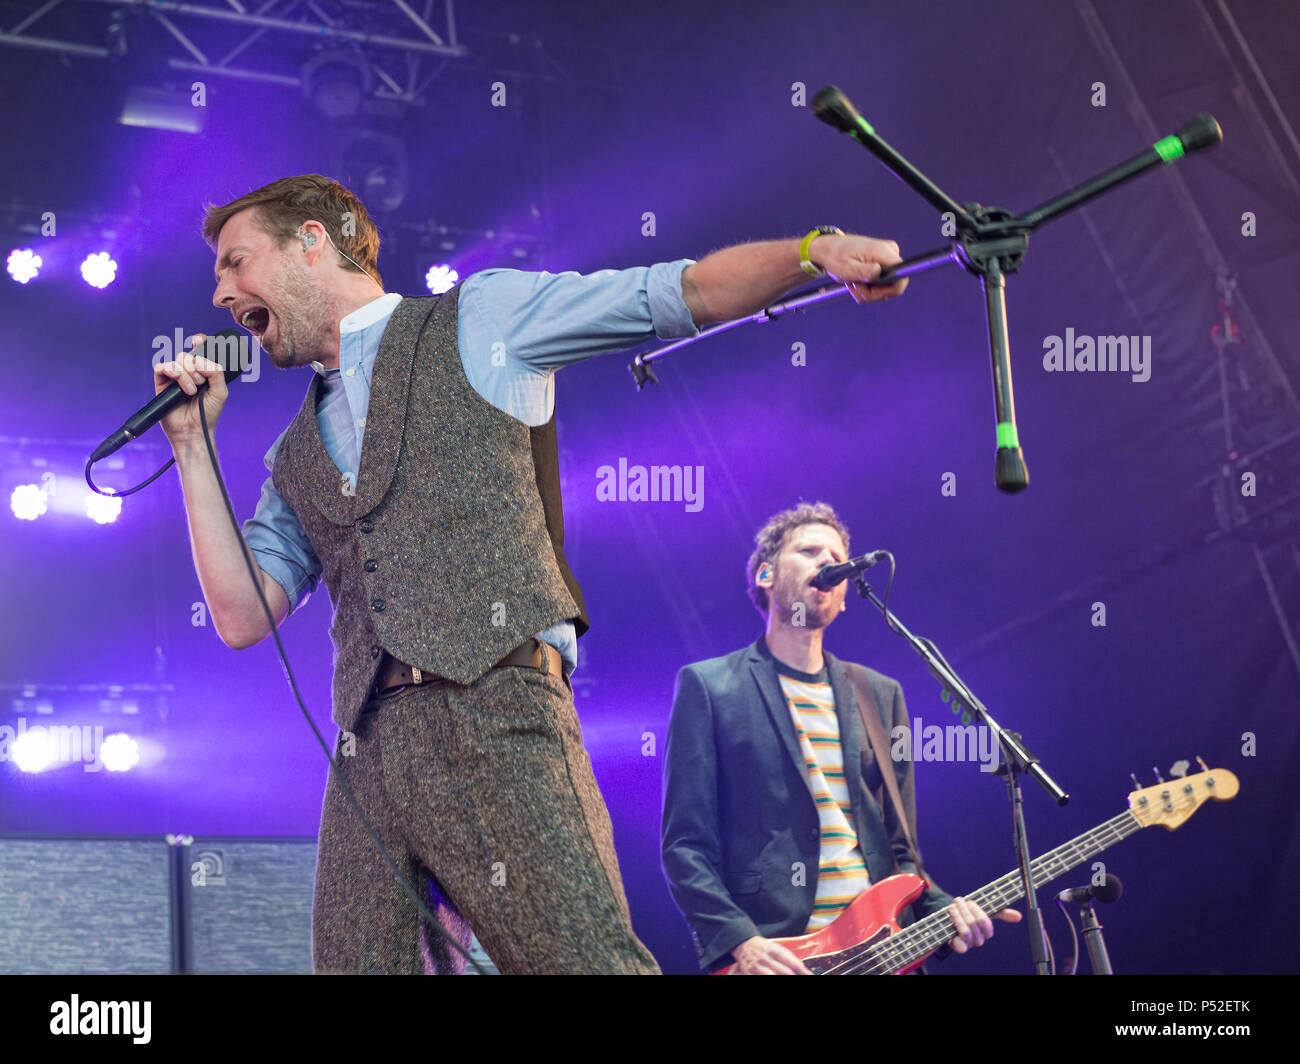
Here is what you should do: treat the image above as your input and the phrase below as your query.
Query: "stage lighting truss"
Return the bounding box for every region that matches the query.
[0,0,466,107]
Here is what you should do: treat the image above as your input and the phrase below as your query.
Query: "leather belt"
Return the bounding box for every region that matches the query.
[370,639,563,698]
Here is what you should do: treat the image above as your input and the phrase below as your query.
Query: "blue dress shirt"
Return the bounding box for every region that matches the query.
[240,260,699,675]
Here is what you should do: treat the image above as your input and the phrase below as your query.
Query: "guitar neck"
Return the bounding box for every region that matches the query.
[898,809,1145,962]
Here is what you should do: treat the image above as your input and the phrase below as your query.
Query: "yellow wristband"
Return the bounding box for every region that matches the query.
[799,226,842,277]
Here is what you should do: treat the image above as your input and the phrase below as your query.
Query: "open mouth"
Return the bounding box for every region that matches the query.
[240,305,270,335]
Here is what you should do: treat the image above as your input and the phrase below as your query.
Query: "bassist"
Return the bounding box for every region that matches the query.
[660,502,1021,974]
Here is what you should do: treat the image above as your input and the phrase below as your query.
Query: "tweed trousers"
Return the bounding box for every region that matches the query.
[311,660,660,975]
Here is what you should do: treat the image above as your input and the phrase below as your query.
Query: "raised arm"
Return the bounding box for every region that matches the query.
[680,232,908,325]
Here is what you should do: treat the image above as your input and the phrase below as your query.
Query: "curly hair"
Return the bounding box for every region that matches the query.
[745,501,850,616]
[201,173,382,286]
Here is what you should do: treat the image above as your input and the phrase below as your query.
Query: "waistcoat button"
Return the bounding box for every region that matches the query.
[370,646,381,659]
[364,559,378,572]
[359,519,374,533]
[371,599,385,612]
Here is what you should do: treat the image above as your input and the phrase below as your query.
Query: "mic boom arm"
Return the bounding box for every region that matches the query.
[627,86,1222,495]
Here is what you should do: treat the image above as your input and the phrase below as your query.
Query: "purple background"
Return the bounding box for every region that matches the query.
[1,0,1297,974]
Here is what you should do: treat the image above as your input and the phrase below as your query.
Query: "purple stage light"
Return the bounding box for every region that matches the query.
[6,248,42,284]
[10,483,48,520]
[80,252,118,289]
[425,264,458,294]
[84,490,122,525]
[101,733,140,773]
[11,730,54,774]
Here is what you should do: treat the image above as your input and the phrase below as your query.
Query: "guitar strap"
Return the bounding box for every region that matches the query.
[844,663,921,872]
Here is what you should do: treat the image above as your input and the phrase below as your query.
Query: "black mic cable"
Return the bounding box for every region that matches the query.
[86,344,484,974]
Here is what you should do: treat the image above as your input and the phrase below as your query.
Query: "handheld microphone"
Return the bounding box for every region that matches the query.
[1057,874,1123,905]
[810,551,887,591]
[91,330,245,463]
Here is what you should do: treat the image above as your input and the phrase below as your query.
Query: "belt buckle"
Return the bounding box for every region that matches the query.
[411,666,423,684]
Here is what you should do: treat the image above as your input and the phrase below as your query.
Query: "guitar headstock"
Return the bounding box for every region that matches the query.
[1128,762,1239,830]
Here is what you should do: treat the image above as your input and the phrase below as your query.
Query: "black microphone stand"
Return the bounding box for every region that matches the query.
[852,569,1068,975]
[1080,902,1115,975]
[629,86,1222,494]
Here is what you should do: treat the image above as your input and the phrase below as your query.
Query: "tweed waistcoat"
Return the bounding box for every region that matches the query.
[270,288,585,731]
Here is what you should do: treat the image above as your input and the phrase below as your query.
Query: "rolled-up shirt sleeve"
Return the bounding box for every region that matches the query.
[461,258,700,374]
[240,430,322,616]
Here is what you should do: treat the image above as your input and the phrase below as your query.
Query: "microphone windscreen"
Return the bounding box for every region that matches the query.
[200,329,251,383]
[812,86,862,133]
[1176,113,1222,153]
[1095,873,1123,904]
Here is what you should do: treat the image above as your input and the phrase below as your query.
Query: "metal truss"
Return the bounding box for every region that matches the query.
[949,0,1300,682]
[0,0,467,105]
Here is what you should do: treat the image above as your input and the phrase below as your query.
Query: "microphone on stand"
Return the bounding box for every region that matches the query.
[1057,875,1123,905]
[810,551,888,591]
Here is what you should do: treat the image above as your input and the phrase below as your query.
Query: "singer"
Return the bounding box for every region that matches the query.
[154,174,907,974]
[660,501,1021,973]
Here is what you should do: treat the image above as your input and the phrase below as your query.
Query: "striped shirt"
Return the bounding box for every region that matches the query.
[776,665,871,931]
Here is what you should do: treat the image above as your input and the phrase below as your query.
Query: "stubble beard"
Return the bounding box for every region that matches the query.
[773,578,838,631]
[263,258,333,370]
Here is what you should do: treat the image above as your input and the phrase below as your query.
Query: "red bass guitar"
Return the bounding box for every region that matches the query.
[714,762,1238,974]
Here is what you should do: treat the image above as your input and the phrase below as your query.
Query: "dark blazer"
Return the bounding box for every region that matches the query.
[661,637,955,972]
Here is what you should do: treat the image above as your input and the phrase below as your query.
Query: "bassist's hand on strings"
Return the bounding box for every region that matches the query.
[945,896,1022,955]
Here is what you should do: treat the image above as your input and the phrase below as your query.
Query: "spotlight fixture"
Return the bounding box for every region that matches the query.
[425,264,459,294]
[80,252,118,289]
[119,84,204,134]
[301,49,373,120]
[6,248,42,284]
[337,131,409,213]
[10,484,48,520]
[84,490,122,525]
[101,733,141,772]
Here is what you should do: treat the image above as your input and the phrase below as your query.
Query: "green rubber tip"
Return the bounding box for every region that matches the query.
[1154,135,1184,163]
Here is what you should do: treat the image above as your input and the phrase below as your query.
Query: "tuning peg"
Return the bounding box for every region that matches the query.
[1196,756,1209,772]
[1151,765,1164,783]
[1130,772,1142,789]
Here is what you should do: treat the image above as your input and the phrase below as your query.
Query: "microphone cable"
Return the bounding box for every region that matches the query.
[86,351,485,974]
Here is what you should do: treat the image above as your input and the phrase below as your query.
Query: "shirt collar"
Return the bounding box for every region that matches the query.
[311,292,403,376]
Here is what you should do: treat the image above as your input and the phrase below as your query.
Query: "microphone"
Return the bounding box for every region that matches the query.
[91,330,245,463]
[810,551,887,591]
[1057,874,1123,905]
[811,85,868,136]
[1175,113,1222,154]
